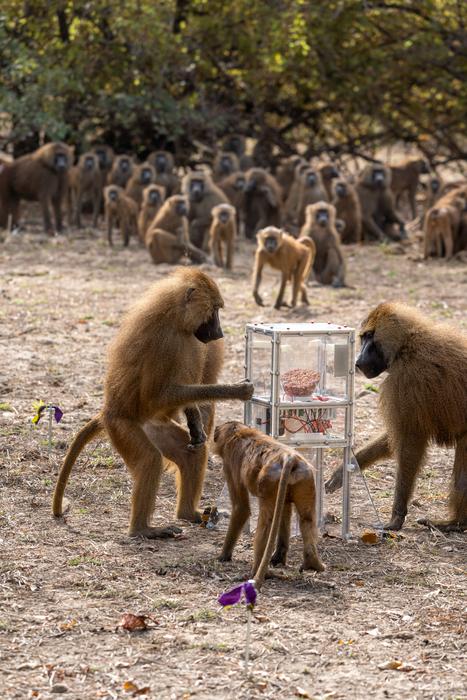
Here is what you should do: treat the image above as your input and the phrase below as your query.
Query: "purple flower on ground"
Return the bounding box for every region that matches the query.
[54,406,63,423]
[218,580,257,609]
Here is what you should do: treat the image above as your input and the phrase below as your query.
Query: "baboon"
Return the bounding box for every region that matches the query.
[326,302,467,532]
[2,142,72,233]
[107,155,134,188]
[221,134,253,170]
[181,170,228,249]
[213,152,240,181]
[52,269,254,536]
[68,152,101,228]
[218,171,246,217]
[125,162,156,205]
[283,161,311,229]
[147,150,180,196]
[253,226,315,309]
[390,157,429,219]
[138,184,166,243]
[301,202,346,287]
[296,166,328,227]
[318,163,340,200]
[214,421,324,587]
[276,156,307,202]
[244,168,282,240]
[332,178,362,244]
[104,185,138,247]
[146,195,206,265]
[424,206,457,259]
[422,174,443,216]
[434,184,467,253]
[357,163,406,242]
[208,203,237,269]
[92,144,114,189]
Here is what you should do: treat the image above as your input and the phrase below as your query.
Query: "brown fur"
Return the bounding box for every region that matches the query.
[214,421,324,585]
[208,203,237,269]
[244,168,282,240]
[326,302,467,531]
[296,167,328,227]
[221,134,253,170]
[253,226,315,308]
[300,202,346,287]
[146,195,206,264]
[68,152,101,228]
[92,145,114,190]
[283,162,311,229]
[125,162,156,205]
[52,269,254,537]
[107,155,134,188]
[390,158,428,219]
[276,156,306,201]
[137,184,166,243]
[433,184,467,253]
[104,185,138,247]
[2,142,72,233]
[423,174,443,214]
[357,163,406,242]
[217,172,246,225]
[147,151,180,196]
[318,163,340,200]
[181,170,228,248]
[213,152,240,181]
[423,206,458,259]
[332,178,362,244]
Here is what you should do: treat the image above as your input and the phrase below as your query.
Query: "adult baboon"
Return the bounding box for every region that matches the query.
[357,163,406,242]
[2,142,72,234]
[301,202,346,287]
[318,163,340,200]
[104,185,138,247]
[208,203,237,269]
[423,206,457,260]
[214,421,324,584]
[147,150,180,196]
[125,162,155,206]
[92,144,114,189]
[213,152,240,181]
[107,155,134,188]
[296,166,328,227]
[68,152,101,228]
[221,134,253,171]
[181,170,228,249]
[218,171,246,219]
[283,162,311,229]
[423,174,443,216]
[146,195,206,265]
[276,156,307,202]
[332,178,362,244]
[253,226,315,308]
[326,302,467,532]
[138,184,166,243]
[243,168,282,240]
[52,269,254,536]
[390,157,429,219]
[434,184,467,254]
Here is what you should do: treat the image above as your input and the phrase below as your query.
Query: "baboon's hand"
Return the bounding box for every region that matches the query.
[325,466,343,493]
[253,291,264,307]
[233,380,254,401]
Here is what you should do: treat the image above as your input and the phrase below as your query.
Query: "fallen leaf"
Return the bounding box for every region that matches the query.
[59,618,78,631]
[119,613,153,632]
[123,680,151,695]
[361,529,380,545]
[378,660,402,670]
[295,688,310,698]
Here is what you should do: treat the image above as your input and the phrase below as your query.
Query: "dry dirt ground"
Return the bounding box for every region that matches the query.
[0,216,466,700]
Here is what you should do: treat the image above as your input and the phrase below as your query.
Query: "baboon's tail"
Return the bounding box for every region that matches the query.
[52,414,104,517]
[254,455,295,590]
[297,236,316,280]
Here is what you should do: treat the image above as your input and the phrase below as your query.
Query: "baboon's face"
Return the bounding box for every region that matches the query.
[119,158,130,173]
[108,188,119,202]
[234,176,246,191]
[84,156,95,171]
[372,167,386,188]
[315,207,329,227]
[335,182,347,198]
[356,331,388,378]
[306,171,317,187]
[220,155,233,174]
[263,233,280,253]
[155,153,167,173]
[141,167,153,184]
[54,152,69,172]
[175,199,188,216]
[218,208,231,224]
[148,189,161,205]
[189,178,205,202]
[194,305,223,343]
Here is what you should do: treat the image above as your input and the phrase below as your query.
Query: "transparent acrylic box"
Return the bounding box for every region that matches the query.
[245,322,356,538]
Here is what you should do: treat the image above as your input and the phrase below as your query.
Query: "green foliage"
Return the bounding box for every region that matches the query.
[0,1,465,162]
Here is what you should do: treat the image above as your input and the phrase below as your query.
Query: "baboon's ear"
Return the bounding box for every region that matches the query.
[185,287,197,302]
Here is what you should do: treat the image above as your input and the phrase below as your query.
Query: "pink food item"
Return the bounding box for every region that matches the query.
[282,368,320,397]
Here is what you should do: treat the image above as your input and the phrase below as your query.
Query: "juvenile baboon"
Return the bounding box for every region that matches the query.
[52,269,254,536]
[318,163,340,200]
[424,206,457,259]
[104,185,138,247]
[332,178,362,244]
[2,142,72,233]
[357,163,406,242]
[276,155,307,202]
[390,157,429,219]
[147,150,180,196]
[326,302,467,532]
[214,421,324,585]
[244,168,282,240]
[433,184,467,253]
[68,152,101,228]
[253,226,315,308]
[208,203,237,269]
[301,202,346,287]
[92,145,114,189]
[296,166,328,227]
[182,170,228,249]
[138,184,166,243]
[125,162,156,205]
[146,195,206,265]
[107,155,134,188]
[213,152,240,181]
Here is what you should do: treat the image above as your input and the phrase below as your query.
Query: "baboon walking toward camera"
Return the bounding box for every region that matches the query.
[52,269,254,537]
[325,302,467,532]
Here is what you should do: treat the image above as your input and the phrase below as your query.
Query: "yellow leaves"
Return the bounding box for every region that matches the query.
[361,529,380,544]
[123,680,151,695]
[378,660,415,672]
[59,618,78,631]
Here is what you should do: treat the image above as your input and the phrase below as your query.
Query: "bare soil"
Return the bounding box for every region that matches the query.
[0,217,466,700]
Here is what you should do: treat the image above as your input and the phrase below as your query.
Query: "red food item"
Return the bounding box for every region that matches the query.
[282,368,320,397]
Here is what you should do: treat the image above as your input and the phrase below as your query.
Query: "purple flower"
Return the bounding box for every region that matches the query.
[54,406,63,423]
[218,580,257,609]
